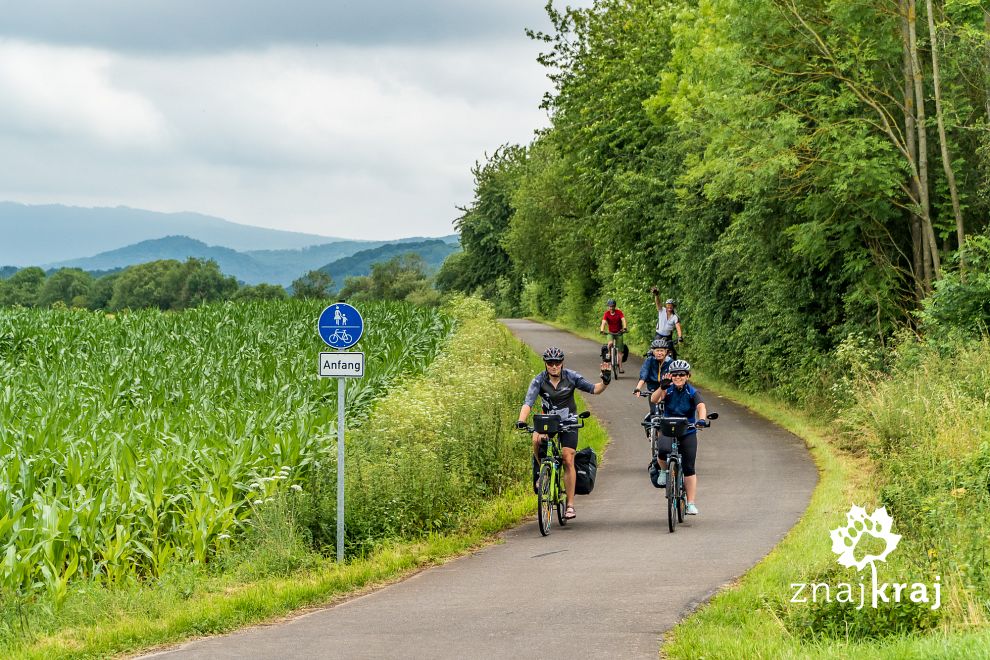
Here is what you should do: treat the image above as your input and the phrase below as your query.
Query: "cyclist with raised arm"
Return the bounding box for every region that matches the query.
[651,288,683,356]
[517,347,610,520]
[599,298,627,373]
[649,359,708,516]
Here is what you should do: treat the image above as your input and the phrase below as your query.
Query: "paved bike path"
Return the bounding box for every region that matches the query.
[145,320,817,659]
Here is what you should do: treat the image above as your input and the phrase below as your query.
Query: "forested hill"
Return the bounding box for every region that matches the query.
[319,239,460,290]
[438,0,990,399]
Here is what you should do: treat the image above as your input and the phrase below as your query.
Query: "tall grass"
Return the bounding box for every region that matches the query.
[838,336,990,629]
[0,300,452,603]
[296,296,535,555]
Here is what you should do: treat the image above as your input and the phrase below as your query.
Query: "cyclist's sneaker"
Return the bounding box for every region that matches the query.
[648,463,666,488]
[686,502,699,515]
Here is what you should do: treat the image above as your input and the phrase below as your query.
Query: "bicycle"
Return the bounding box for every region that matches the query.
[641,413,718,532]
[518,411,590,536]
[329,328,353,343]
[600,329,626,380]
[634,387,665,461]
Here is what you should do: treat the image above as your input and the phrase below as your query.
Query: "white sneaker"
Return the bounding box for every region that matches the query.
[657,470,667,487]
[685,502,699,515]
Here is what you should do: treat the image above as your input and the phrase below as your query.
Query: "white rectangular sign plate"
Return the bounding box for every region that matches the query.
[319,352,365,378]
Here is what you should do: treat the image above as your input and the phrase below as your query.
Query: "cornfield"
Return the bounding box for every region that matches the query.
[0,300,453,601]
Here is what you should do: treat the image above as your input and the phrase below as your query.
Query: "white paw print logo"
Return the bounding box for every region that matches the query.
[830,505,901,571]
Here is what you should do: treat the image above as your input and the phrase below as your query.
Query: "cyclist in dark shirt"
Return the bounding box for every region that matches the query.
[649,359,708,516]
[517,346,610,520]
[634,338,674,406]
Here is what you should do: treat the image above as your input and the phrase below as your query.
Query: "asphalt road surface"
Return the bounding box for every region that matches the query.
[145,319,817,660]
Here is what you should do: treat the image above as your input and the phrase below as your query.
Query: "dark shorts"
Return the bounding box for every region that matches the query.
[656,432,698,476]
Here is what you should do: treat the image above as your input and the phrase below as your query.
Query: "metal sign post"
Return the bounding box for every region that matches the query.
[317,304,364,562]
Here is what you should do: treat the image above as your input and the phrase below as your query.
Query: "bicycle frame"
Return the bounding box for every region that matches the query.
[519,413,588,536]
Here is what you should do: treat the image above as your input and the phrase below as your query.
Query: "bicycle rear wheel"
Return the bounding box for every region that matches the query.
[667,459,679,533]
[676,466,686,523]
[537,462,553,536]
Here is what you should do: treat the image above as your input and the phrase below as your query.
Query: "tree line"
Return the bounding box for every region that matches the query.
[437,0,990,400]
[0,253,440,311]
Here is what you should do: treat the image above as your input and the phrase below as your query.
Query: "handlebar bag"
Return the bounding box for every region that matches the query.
[532,414,561,435]
[574,447,598,495]
[659,417,690,438]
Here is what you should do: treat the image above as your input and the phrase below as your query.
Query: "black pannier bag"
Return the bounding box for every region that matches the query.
[621,344,629,363]
[574,447,598,495]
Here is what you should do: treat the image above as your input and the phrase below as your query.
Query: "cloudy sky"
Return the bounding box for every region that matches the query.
[0,1,586,240]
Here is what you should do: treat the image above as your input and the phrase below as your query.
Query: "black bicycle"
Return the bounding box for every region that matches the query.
[635,388,665,461]
[601,329,627,380]
[518,411,590,536]
[642,413,718,532]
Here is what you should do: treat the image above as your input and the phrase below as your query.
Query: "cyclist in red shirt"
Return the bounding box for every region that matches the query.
[599,298,627,373]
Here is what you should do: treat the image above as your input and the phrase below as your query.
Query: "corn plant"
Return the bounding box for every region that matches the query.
[0,299,453,601]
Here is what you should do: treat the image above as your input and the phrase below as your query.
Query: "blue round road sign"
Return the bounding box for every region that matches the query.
[318,303,364,349]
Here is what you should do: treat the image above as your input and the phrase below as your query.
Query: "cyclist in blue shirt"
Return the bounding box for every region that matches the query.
[517,346,610,520]
[634,338,674,408]
[649,359,709,516]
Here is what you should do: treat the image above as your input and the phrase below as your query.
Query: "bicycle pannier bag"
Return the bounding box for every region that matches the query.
[532,414,560,435]
[622,344,629,363]
[574,447,598,495]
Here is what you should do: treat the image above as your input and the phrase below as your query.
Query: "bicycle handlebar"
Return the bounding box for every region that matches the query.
[640,414,716,432]
[516,420,584,434]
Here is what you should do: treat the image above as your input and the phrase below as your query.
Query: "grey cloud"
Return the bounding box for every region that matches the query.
[0,0,556,52]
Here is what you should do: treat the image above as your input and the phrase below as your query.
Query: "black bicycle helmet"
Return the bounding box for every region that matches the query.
[606,298,616,306]
[668,359,691,373]
[542,346,565,362]
[650,338,673,350]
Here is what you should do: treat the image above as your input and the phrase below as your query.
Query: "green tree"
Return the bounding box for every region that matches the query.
[87,272,121,310]
[36,268,94,308]
[0,267,46,307]
[291,270,334,299]
[232,283,288,301]
[338,275,372,301]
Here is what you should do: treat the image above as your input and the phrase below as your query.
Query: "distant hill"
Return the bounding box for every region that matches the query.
[0,266,17,280]
[52,236,274,283]
[245,234,459,280]
[48,234,461,286]
[319,240,460,289]
[0,202,341,266]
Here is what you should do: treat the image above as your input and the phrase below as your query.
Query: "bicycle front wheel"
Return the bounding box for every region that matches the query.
[611,347,620,379]
[667,459,679,533]
[537,462,553,536]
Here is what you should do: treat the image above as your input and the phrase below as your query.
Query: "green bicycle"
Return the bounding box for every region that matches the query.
[519,411,590,536]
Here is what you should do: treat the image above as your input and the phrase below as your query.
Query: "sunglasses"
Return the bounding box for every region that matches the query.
[545,360,563,367]
[670,372,689,378]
